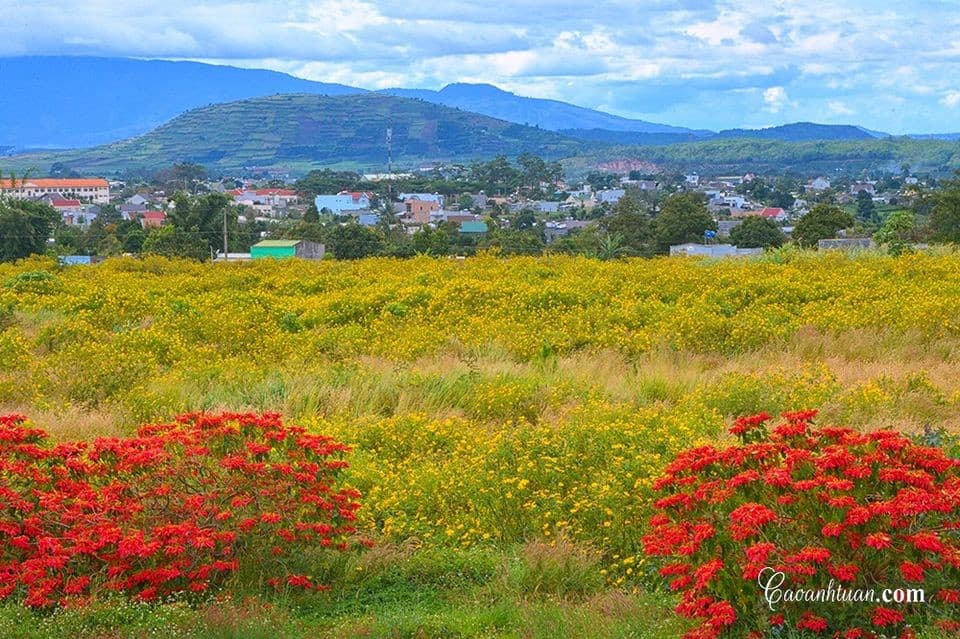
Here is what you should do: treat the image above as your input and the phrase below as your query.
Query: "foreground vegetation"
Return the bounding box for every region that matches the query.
[2,251,960,636]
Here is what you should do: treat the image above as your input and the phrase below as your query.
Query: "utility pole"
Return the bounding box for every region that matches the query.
[386,126,393,202]
[222,208,229,261]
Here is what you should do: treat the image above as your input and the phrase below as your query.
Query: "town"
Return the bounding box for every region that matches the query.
[0,156,950,263]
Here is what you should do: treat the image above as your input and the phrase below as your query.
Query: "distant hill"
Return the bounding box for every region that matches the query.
[380,83,701,135]
[909,133,960,141]
[0,56,363,149]
[565,137,960,177]
[8,93,587,175]
[713,122,876,142]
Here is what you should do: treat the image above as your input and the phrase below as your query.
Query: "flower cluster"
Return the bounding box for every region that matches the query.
[0,412,367,607]
[643,410,960,638]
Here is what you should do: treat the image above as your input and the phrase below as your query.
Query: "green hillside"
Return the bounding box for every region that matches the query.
[7,93,586,175]
[566,137,960,176]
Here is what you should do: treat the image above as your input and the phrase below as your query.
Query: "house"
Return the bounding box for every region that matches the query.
[459,220,489,235]
[807,177,831,191]
[398,193,444,208]
[357,213,380,227]
[314,191,373,214]
[250,239,326,260]
[0,178,110,203]
[595,189,626,205]
[757,207,788,221]
[850,183,876,196]
[669,243,762,257]
[731,207,788,222]
[404,199,440,223]
[533,201,560,214]
[140,211,167,229]
[120,203,148,220]
[544,220,591,244]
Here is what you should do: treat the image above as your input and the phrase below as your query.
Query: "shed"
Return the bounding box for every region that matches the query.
[459,220,489,235]
[251,239,325,260]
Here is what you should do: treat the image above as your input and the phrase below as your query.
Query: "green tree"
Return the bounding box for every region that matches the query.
[141,225,209,261]
[653,193,716,253]
[728,216,786,249]
[598,194,653,256]
[411,226,452,256]
[0,199,58,262]
[874,210,916,255]
[793,204,854,249]
[928,174,960,243]
[303,202,320,223]
[856,190,877,224]
[168,192,239,256]
[327,223,384,259]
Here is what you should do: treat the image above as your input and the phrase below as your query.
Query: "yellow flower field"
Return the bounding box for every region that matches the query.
[2,250,960,585]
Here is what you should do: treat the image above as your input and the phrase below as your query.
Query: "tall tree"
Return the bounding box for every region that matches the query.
[0,199,58,262]
[728,216,786,249]
[928,173,960,243]
[792,204,854,248]
[653,193,716,253]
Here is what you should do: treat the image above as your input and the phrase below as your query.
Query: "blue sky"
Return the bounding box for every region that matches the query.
[2,0,959,133]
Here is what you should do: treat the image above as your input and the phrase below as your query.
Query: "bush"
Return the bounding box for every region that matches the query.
[0,412,369,607]
[643,410,960,638]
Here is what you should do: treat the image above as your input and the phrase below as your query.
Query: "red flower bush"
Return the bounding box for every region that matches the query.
[643,411,960,638]
[0,412,368,607]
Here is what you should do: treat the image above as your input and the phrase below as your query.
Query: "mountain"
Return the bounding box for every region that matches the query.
[379,83,702,135]
[713,122,876,142]
[0,56,363,150]
[908,133,960,141]
[7,93,586,175]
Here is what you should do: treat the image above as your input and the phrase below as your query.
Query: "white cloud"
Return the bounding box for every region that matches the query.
[941,91,960,108]
[763,86,788,113]
[827,101,855,116]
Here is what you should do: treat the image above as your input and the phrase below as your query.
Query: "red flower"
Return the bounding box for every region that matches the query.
[865,533,892,550]
[872,606,904,627]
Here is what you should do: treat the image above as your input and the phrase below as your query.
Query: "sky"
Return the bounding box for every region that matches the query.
[2,0,959,134]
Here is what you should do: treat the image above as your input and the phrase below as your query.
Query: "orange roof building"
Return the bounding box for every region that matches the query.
[0,178,110,204]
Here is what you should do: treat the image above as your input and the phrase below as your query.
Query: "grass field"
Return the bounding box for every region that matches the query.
[1,250,959,637]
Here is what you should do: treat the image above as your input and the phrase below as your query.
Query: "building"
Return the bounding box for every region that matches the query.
[817,238,874,251]
[251,239,325,260]
[314,191,373,214]
[404,199,440,223]
[140,211,167,229]
[595,189,626,205]
[459,220,489,235]
[669,243,763,257]
[0,178,110,204]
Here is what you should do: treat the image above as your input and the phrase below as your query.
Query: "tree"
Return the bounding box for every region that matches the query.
[303,202,320,223]
[0,199,58,262]
[874,210,916,255]
[653,193,716,253]
[327,223,384,260]
[928,173,960,243]
[141,225,209,261]
[411,226,452,256]
[167,192,238,256]
[856,190,877,224]
[728,216,786,249]
[598,194,653,256]
[792,204,854,249]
